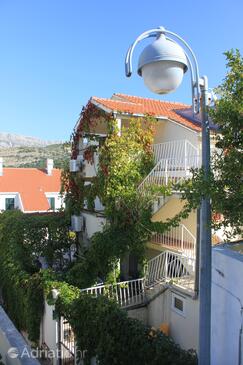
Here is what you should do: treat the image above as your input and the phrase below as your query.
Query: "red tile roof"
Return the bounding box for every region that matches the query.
[92,93,201,132]
[0,168,62,212]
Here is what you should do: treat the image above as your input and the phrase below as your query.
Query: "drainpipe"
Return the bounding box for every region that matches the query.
[194,208,200,296]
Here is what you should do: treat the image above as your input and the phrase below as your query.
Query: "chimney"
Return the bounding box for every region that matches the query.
[0,158,3,176]
[46,159,54,176]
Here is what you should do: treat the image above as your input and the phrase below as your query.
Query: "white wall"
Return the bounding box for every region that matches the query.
[147,287,199,352]
[211,246,243,365]
[82,212,106,239]
[40,301,58,365]
[0,193,21,211]
[45,192,64,211]
[127,307,148,326]
[154,120,199,147]
[82,153,99,178]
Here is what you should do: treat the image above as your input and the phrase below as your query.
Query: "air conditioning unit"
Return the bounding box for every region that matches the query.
[77,154,84,165]
[70,159,79,172]
[71,215,84,232]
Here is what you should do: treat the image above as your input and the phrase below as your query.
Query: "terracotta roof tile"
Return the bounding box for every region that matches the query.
[92,93,201,132]
[0,168,61,212]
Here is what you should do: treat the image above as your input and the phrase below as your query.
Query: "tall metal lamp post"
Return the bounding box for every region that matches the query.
[125,26,211,365]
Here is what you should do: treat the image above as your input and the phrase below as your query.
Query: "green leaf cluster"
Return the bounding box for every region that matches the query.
[53,288,197,365]
[0,211,75,342]
[179,50,243,239]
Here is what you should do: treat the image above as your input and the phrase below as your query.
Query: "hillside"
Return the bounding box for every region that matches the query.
[0,143,71,168]
[0,131,59,148]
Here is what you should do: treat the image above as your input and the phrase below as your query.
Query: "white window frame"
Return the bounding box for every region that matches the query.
[171,292,186,317]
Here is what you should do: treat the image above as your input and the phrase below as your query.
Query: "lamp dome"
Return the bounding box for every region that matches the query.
[137,34,188,94]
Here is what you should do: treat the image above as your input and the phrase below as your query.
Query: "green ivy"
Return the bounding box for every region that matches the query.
[0,211,75,342]
[53,286,197,365]
[64,115,178,288]
[178,50,243,239]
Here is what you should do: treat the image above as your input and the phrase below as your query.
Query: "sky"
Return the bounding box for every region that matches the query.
[0,0,242,141]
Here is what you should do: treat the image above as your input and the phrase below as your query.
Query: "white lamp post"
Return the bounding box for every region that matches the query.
[125,26,212,365]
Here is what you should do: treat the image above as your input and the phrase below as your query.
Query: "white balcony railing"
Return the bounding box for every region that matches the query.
[152,139,199,164]
[150,224,196,259]
[80,278,146,308]
[138,155,200,192]
[138,140,200,193]
[80,249,196,309]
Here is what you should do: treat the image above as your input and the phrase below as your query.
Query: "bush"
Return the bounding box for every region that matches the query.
[54,287,197,365]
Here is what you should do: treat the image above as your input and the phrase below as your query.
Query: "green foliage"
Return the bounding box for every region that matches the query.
[64,114,179,288]
[97,118,155,214]
[1,143,70,168]
[180,50,243,238]
[0,211,75,342]
[53,288,197,365]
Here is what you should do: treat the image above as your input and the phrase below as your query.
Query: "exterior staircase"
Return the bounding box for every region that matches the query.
[138,139,199,257]
[150,223,196,259]
[80,250,195,309]
[75,141,199,309]
[139,140,199,191]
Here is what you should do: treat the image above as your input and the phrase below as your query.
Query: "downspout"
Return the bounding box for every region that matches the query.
[194,208,200,297]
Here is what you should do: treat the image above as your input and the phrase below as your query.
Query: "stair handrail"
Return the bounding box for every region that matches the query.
[152,139,199,164]
[150,224,196,259]
[80,277,146,308]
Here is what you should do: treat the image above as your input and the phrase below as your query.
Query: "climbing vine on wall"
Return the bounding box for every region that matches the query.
[63,108,181,288]
[0,211,75,342]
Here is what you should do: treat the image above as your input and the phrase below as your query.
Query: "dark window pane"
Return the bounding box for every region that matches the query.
[5,198,15,210]
[174,297,184,312]
[48,197,55,210]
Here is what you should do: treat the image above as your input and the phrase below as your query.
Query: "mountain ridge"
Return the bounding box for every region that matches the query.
[0,131,61,148]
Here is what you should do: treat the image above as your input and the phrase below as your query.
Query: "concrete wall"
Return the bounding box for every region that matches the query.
[211,246,243,365]
[82,212,106,239]
[40,301,58,363]
[147,288,199,352]
[152,196,197,237]
[82,153,99,178]
[127,306,148,326]
[154,120,199,146]
[0,306,40,365]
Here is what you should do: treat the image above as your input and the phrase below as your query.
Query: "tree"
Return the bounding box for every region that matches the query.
[181,49,243,239]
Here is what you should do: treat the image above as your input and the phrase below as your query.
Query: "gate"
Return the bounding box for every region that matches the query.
[58,317,76,365]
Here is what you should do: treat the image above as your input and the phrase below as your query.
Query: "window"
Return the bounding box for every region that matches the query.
[48,197,55,211]
[171,293,186,316]
[5,198,15,210]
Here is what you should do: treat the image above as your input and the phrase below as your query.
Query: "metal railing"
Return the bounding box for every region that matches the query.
[138,155,200,193]
[58,317,76,365]
[145,250,195,291]
[151,224,196,259]
[79,249,196,309]
[152,139,199,164]
[80,278,146,308]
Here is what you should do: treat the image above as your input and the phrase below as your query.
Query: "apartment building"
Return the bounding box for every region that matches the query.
[68,93,218,352]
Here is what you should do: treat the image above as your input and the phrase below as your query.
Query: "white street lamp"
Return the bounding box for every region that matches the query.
[138,34,188,94]
[125,26,212,365]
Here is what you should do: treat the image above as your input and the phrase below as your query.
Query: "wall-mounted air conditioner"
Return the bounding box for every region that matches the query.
[71,215,84,232]
[70,159,80,172]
